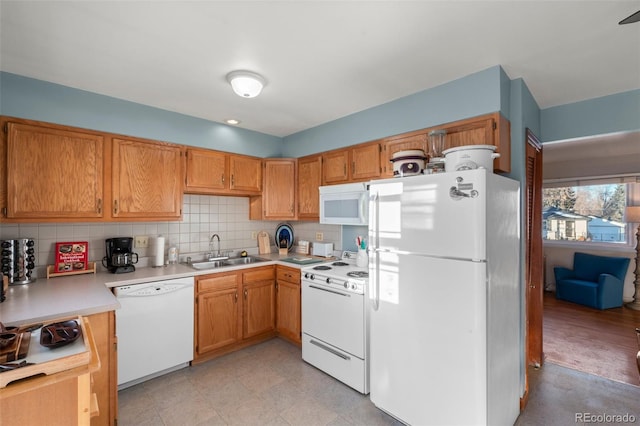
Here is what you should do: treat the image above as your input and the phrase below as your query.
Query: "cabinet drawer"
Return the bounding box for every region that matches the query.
[277,267,300,284]
[197,272,238,292]
[243,266,275,283]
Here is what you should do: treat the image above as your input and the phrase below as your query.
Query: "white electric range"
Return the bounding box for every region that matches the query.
[300,251,369,394]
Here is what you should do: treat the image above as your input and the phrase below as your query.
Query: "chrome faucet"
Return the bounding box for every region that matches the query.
[208,234,222,260]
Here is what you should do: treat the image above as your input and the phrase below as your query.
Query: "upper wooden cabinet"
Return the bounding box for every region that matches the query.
[436,112,511,173]
[351,143,382,181]
[185,148,227,193]
[322,149,350,184]
[2,120,105,220]
[184,149,262,196]
[265,159,296,219]
[380,133,428,178]
[297,154,322,220]
[250,158,296,220]
[229,155,262,193]
[111,137,183,220]
[322,143,381,184]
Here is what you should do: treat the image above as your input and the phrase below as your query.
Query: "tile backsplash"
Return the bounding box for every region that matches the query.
[0,195,341,278]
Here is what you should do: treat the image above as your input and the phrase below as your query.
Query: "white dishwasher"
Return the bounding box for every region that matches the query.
[113,277,194,389]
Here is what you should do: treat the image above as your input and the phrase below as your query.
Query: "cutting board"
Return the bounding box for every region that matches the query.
[0,331,31,363]
[258,231,270,254]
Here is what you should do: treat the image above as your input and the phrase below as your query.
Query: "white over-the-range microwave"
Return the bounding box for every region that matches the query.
[319,182,369,225]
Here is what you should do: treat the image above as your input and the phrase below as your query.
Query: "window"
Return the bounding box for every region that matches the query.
[543,183,630,244]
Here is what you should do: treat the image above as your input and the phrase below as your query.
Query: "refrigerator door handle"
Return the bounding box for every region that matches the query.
[370,191,380,311]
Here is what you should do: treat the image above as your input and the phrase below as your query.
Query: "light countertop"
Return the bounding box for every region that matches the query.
[0,251,333,327]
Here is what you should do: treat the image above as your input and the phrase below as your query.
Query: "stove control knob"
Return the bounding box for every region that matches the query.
[304,273,309,279]
[309,274,315,280]
[343,282,348,289]
[326,278,330,284]
[351,284,357,290]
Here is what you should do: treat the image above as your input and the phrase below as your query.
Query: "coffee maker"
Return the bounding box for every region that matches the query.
[102,237,138,274]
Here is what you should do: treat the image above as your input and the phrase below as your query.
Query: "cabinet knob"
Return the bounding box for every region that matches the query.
[113,200,119,214]
[96,198,102,214]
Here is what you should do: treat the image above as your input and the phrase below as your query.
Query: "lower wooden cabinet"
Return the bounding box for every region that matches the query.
[195,271,241,356]
[194,266,276,362]
[276,265,301,345]
[242,281,276,338]
[87,311,117,426]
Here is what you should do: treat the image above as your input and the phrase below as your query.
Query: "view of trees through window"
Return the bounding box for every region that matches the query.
[542,184,627,243]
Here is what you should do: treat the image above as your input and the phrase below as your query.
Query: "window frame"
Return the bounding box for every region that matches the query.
[542,181,639,253]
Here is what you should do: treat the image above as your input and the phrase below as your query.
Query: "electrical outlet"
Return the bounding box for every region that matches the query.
[134,235,149,248]
[315,232,324,241]
[251,231,257,239]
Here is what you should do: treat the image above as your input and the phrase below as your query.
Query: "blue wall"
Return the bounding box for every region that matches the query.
[2,69,637,160]
[540,89,640,142]
[282,66,505,158]
[0,72,282,157]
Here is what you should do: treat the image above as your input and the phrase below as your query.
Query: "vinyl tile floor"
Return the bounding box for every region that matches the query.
[118,338,640,426]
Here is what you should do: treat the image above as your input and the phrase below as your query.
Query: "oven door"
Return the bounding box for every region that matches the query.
[302,280,365,358]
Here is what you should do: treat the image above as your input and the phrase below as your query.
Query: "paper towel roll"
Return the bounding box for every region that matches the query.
[154,236,165,267]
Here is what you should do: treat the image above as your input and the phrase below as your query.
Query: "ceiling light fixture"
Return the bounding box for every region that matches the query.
[226,70,265,98]
[225,119,240,125]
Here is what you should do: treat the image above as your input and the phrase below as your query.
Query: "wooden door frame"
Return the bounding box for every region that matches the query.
[521,129,544,409]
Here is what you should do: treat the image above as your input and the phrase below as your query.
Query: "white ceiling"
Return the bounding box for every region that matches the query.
[1,1,639,138]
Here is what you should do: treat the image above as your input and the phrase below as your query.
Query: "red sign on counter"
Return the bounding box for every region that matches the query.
[55,242,88,273]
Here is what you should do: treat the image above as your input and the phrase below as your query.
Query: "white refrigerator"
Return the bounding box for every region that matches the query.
[368,169,520,426]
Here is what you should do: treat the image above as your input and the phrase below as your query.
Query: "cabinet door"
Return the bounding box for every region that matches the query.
[5,122,104,219]
[243,280,275,339]
[111,138,183,219]
[87,311,117,426]
[276,266,301,344]
[440,113,510,173]
[381,134,428,177]
[443,117,495,149]
[229,155,262,193]
[185,148,228,193]
[297,154,322,220]
[263,159,296,219]
[322,149,349,184]
[197,287,240,354]
[351,143,381,181]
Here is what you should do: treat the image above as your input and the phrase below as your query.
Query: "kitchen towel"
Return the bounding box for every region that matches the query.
[154,236,165,267]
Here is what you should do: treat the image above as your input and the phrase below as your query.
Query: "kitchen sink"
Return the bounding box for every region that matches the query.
[191,260,228,270]
[223,256,268,265]
[190,256,268,270]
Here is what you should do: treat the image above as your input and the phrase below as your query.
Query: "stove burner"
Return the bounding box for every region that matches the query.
[347,271,369,278]
[313,265,332,271]
[332,261,349,266]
